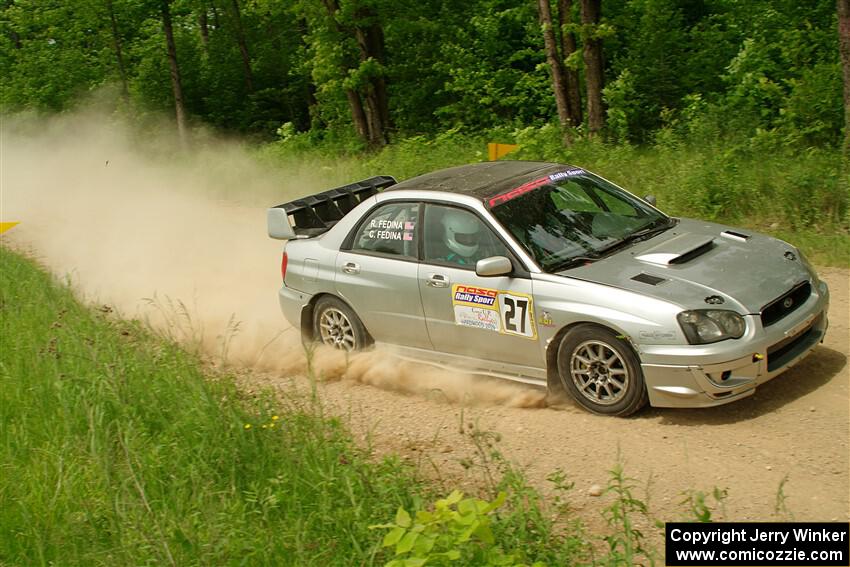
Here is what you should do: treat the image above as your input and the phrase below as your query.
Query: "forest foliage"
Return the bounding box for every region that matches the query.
[1,0,846,150]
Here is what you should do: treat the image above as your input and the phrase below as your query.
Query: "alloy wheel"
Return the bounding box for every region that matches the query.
[570,340,630,406]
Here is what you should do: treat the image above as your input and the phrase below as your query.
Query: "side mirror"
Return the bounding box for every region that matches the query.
[475,255,513,277]
[267,208,296,240]
[644,194,657,206]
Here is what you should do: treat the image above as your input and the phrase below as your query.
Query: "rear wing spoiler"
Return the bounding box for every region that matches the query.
[267,175,396,239]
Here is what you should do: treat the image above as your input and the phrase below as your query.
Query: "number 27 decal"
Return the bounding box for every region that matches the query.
[498,293,536,339]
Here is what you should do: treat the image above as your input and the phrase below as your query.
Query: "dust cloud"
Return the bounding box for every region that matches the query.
[0,111,546,409]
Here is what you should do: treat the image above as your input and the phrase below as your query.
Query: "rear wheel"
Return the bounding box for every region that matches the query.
[312,296,371,352]
[556,324,647,416]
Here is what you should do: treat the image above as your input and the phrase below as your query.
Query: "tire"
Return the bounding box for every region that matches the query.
[556,324,648,416]
[312,296,372,352]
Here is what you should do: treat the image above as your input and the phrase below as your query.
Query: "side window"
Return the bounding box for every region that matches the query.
[423,205,511,268]
[351,202,419,258]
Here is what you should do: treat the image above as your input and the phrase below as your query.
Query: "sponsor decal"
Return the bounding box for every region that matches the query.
[548,168,585,182]
[488,177,549,207]
[453,285,498,307]
[488,169,585,207]
[638,329,677,340]
[450,284,536,339]
[454,305,500,332]
[538,310,554,327]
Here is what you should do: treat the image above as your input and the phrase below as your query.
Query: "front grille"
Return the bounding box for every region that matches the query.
[766,314,822,372]
[760,281,811,327]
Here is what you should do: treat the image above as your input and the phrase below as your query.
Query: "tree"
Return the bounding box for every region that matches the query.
[580,0,604,137]
[538,0,574,141]
[350,3,390,144]
[225,0,254,92]
[105,0,130,101]
[161,0,187,143]
[839,0,850,154]
[557,0,582,127]
[311,0,389,147]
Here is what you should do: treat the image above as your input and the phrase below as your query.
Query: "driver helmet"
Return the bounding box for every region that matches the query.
[441,209,480,258]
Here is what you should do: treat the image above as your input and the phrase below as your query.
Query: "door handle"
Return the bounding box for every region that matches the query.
[342,262,360,274]
[426,273,449,288]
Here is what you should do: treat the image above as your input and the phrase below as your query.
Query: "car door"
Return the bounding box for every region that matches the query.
[417,203,540,368]
[334,201,432,349]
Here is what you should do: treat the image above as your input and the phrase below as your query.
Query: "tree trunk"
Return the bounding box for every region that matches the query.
[557,0,582,126]
[105,0,129,101]
[227,0,254,92]
[838,0,850,155]
[161,0,187,145]
[198,1,209,50]
[346,88,369,141]
[581,0,604,137]
[321,0,387,147]
[538,0,572,140]
[353,19,388,145]
[211,1,221,32]
[364,18,390,134]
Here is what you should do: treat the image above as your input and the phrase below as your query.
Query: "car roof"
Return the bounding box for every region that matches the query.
[386,161,571,200]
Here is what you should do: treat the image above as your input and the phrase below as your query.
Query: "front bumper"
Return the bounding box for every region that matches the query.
[640,281,829,408]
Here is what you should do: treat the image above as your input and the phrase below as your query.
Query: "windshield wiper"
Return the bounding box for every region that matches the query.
[593,217,677,258]
[546,218,677,273]
[549,256,598,272]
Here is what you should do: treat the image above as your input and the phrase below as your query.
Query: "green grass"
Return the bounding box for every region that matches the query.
[258,128,850,267]
[0,247,422,565]
[0,247,594,566]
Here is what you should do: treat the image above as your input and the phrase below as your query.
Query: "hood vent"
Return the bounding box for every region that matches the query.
[721,230,750,242]
[669,241,715,264]
[631,273,667,286]
[635,234,716,266]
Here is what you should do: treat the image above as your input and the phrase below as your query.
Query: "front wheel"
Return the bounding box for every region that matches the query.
[556,324,648,416]
[312,296,372,352]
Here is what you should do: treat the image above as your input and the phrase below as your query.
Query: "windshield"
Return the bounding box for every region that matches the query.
[489,170,671,272]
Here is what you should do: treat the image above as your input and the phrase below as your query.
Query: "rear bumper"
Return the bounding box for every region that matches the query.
[641,281,829,408]
[278,285,312,330]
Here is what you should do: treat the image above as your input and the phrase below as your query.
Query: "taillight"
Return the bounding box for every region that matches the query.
[280,252,288,282]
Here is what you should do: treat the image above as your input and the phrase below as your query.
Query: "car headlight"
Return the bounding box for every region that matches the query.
[677,310,746,344]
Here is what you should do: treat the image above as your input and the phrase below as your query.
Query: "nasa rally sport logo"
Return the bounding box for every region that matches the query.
[453,285,497,307]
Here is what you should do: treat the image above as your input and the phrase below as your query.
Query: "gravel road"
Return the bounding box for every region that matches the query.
[253,267,849,534]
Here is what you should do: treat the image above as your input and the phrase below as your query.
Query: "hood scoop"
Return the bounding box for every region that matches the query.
[635,234,716,266]
[721,230,750,242]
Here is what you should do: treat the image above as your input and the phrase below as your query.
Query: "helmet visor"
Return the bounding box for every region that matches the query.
[454,231,478,246]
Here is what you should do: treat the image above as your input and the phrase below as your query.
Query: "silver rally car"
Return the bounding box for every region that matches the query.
[267,161,829,416]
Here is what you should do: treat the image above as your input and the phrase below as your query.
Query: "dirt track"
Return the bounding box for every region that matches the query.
[254,267,849,532]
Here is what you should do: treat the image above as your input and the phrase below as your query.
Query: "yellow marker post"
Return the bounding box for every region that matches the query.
[0,222,20,234]
[487,143,519,161]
